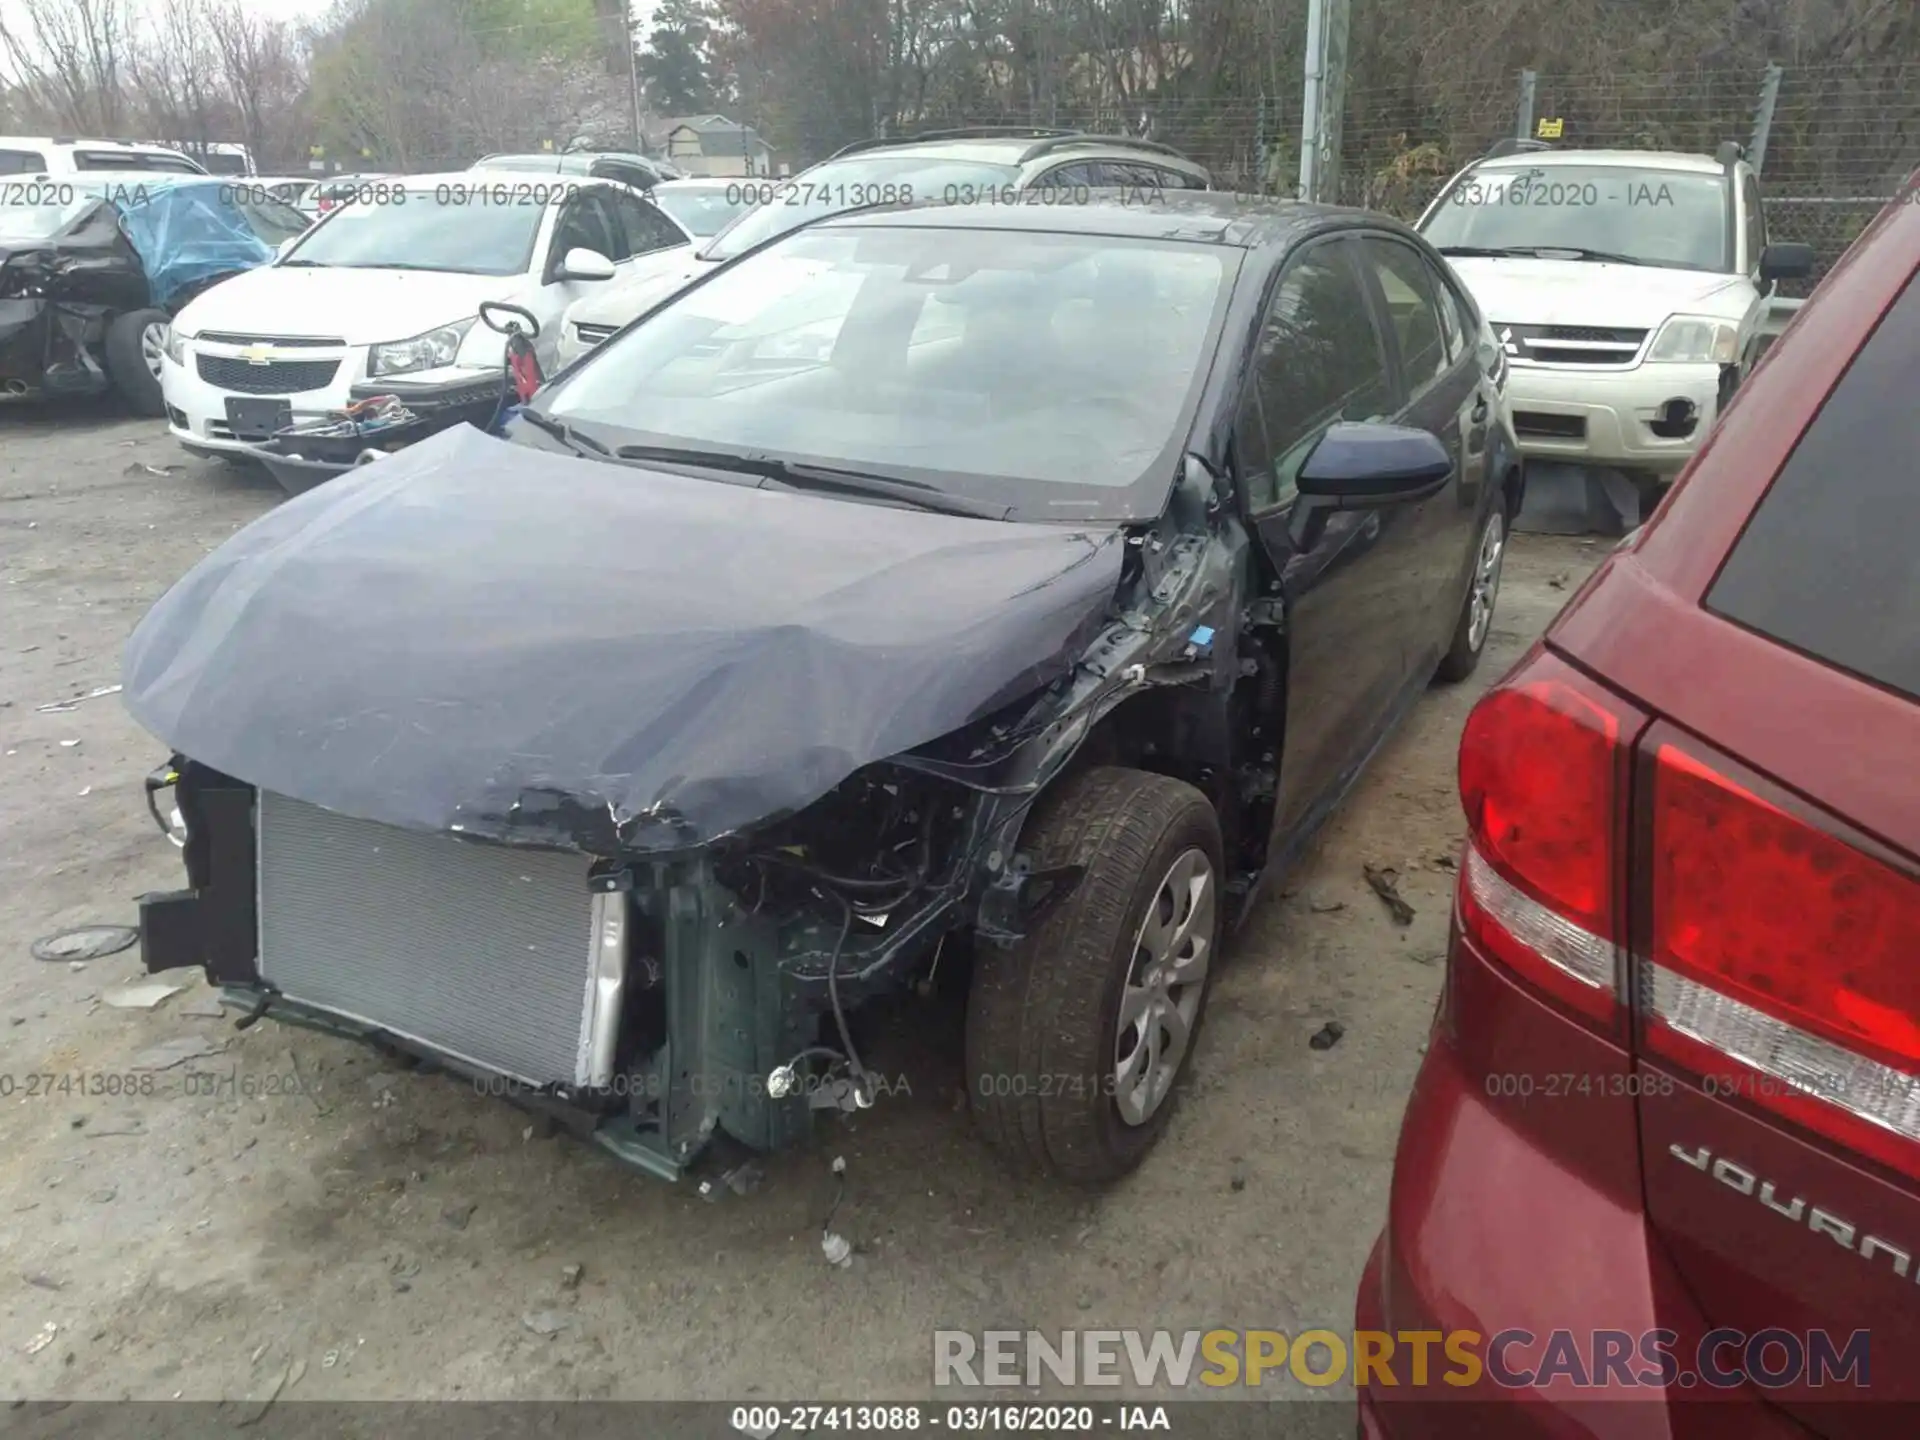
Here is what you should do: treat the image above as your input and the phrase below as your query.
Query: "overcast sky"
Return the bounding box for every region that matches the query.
[0,0,659,29]
[120,0,662,25]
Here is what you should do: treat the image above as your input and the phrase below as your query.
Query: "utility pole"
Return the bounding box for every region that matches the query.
[1749,62,1783,176]
[1298,0,1323,202]
[627,1,645,153]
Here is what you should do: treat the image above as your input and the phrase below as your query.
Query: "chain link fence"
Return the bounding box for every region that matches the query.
[918,60,1915,296]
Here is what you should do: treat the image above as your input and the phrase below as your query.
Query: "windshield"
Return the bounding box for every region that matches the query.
[284,189,542,275]
[537,223,1233,520]
[702,156,1023,261]
[231,192,313,244]
[652,184,753,238]
[1421,165,1733,272]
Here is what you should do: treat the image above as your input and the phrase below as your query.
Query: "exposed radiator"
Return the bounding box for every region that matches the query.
[255,790,624,1087]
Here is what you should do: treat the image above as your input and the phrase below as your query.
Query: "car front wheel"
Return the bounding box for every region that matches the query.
[966,766,1224,1183]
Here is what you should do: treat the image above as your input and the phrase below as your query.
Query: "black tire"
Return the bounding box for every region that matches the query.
[1435,504,1506,683]
[104,309,169,417]
[966,766,1225,1183]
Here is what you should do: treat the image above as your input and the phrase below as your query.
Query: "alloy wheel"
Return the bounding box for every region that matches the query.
[1113,846,1216,1126]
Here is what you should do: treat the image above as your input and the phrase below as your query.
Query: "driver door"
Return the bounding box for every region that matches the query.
[1234,236,1430,848]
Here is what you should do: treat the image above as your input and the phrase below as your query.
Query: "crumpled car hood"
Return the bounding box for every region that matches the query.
[122,424,1126,852]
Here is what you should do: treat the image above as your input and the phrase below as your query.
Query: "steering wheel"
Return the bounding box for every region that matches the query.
[479,301,541,339]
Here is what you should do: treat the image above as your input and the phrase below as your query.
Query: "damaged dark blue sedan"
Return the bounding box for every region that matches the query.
[124,193,1523,1184]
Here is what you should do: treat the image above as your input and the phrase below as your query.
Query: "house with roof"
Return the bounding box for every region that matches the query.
[646,114,780,177]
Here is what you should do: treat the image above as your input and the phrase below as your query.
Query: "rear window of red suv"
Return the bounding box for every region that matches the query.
[1705,269,1919,702]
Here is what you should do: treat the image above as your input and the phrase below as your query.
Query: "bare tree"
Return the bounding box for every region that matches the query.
[126,0,221,147]
[0,0,135,132]
[205,0,301,167]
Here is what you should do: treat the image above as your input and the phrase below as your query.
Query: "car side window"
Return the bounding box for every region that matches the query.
[551,187,622,266]
[1242,241,1394,512]
[1234,382,1276,504]
[0,149,47,173]
[1031,162,1098,192]
[1096,161,1164,190]
[612,189,683,255]
[1357,237,1451,399]
[1742,173,1767,272]
[1425,258,1468,364]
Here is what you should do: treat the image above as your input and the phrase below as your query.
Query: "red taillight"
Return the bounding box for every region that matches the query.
[1456,651,1639,1027]
[1643,739,1920,1181]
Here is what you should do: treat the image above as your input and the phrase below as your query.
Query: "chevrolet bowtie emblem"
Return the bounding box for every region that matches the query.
[238,345,275,366]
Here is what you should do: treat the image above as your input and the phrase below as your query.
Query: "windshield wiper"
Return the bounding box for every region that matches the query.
[1442,243,1650,266]
[611,443,1010,520]
[1435,245,1536,258]
[1518,245,1650,265]
[515,409,612,457]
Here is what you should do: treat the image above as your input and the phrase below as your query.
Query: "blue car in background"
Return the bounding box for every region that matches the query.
[0,173,309,415]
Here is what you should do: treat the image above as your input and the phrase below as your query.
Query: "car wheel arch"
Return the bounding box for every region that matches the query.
[1027,644,1287,888]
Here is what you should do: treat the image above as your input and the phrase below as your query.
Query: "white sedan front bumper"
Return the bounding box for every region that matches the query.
[162,337,366,456]
[1502,360,1726,475]
[162,338,499,458]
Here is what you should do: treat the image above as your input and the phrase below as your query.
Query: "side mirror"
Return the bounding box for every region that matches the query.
[558,247,617,282]
[1298,422,1453,501]
[1758,242,1814,283]
[1289,422,1453,550]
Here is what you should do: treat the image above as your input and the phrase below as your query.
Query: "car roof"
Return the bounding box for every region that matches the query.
[654,177,734,191]
[480,151,659,169]
[0,135,193,155]
[818,134,1209,173]
[1473,148,1727,175]
[336,168,606,196]
[818,188,1392,251]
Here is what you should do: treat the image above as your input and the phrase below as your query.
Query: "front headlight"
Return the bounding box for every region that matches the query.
[1647,314,1741,365]
[163,325,187,366]
[367,318,476,378]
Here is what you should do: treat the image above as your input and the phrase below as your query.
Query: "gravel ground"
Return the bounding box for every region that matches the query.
[0,401,1606,1417]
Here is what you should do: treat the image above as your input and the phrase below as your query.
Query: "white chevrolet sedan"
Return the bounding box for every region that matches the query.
[160,170,693,459]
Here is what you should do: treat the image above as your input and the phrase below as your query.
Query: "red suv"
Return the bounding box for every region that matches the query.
[1358,182,1919,1437]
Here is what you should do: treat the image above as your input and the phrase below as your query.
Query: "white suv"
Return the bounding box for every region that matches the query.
[1417,142,1813,478]
[0,136,208,176]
